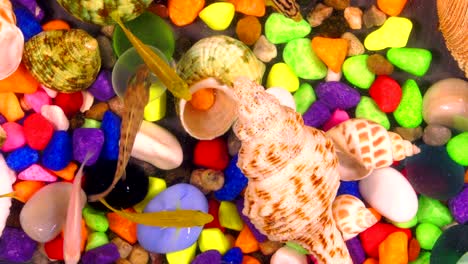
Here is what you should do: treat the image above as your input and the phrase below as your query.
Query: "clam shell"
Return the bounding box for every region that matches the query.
[0,0,24,80]
[176,35,265,140]
[437,0,468,77]
[22,29,101,93]
[56,0,152,25]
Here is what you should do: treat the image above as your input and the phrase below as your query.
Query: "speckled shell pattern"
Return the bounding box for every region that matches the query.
[22,29,101,93]
[176,35,265,87]
[233,77,352,264]
[56,0,152,25]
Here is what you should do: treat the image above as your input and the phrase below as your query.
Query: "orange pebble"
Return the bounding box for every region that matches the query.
[228,0,265,17]
[0,63,39,94]
[379,231,408,264]
[377,0,407,16]
[311,37,349,73]
[0,92,24,122]
[189,88,215,111]
[363,258,379,264]
[42,20,71,31]
[408,237,421,261]
[13,181,46,203]
[236,16,262,46]
[168,0,205,26]
[52,162,78,181]
[242,255,261,264]
[107,209,137,244]
[235,224,259,254]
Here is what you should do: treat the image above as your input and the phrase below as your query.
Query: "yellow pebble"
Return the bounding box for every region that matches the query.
[219,201,244,231]
[199,2,235,31]
[144,83,167,122]
[266,63,300,92]
[364,17,413,51]
[133,177,167,213]
[166,242,197,264]
[198,228,231,254]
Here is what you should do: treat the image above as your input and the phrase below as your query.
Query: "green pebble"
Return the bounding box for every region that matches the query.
[82,118,101,128]
[409,251,431,264]
[393,79,423,128]
[85,232,109,251]
[391,214,418,229]
[387,48,432,76]
[283,38,327,80]
[355,96,390,129]
[265,13,311,44]
[446,132,468,166]
[83,206,109,232]
[416,223,443,250]
[342,55,375,89]
[294,83,316,114]
[286,241,309,255]
[417,195,453,227]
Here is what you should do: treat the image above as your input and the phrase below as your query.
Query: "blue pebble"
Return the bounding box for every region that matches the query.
[6,146,39,172]
[215,155,248,201]
[337,180,362,200]
[42,131,72,171]
[303,100,331,128]
[100,111,121,160]
[12,4,42,41]
[222,247,243,264]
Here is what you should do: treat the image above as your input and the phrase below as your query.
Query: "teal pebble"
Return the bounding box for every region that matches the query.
[283,38,327,80]
[294,83,316,114]
[86,232,109,251]
[446,132,468,166]
[417,195,453,227]
[265,13,311,44]
[355,96,390,129]
[342,55,375,89]
[416,223,443,250]
[393,79,423,128]
[410,251,431,264]
[83,206,109,232]
[387,48,432,76]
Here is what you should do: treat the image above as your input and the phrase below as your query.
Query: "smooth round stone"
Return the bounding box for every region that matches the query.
[364,17,412,51]
[19,182,86,242]
[423,124,452,146]
[387,48,432,77]
[342,55,375,89]
[198,2,235,31]
[393,79,423,128]
[430,224,468,264]
[283,38,327,80]
[405,144,465,200]
[416,223,442,250]
[457,252,468,264]
[265,13,311,44]
[359,167,418,222]
[446,132,468,166]
[137,183,208,253]
[112,11,174,59]
[266,63,300,92]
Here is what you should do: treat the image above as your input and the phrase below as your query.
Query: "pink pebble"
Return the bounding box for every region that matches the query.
[24,90,51,113]
[1,122,26,152]
[270,246,308,264]
[41,85,57,98]
[322,109,350,131]
[41,105,70,131]
[18,164,57,182]
[80,91,94,112]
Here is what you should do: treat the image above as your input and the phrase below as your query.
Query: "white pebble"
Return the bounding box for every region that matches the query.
[326,69,342,82]
[41,105,70,131]
[41,85,57,98]
[0,154,16,235]
[253,35,277,63]
[80,91,94,112]
[271,246,308,264]
[266,87,296,111]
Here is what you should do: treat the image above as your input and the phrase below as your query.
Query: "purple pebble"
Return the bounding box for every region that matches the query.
[346,237,366,264]
[0,114,6,125]
[0,227,37,262]
[191,250,222,264]
[316,81,361,110]
[81,243,120,264]
[448,187,468,224]
[88,70,116,101]
[303,100,331,128]
[12,0,44,20]
[72,128,104,166]
[236,198,268,242]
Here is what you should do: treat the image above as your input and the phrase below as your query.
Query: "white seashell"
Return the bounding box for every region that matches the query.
[0,154,15,236]
[0,0,24,80]
[266,87,296,111]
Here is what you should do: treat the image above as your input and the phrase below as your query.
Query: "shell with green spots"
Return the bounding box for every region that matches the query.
[22,29,101,93]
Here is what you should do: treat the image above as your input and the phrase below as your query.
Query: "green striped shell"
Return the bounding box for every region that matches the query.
[23,29,101,93]
[176,35,266,86]
[56,0,152,25]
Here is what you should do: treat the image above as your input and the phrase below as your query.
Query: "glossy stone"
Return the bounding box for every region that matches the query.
[430,224,468,264]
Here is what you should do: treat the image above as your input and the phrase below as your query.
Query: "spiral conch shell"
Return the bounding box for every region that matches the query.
[326,118,420,181]
[0,0,24,80]
[22,29,101,93]
[437,0,468,77]
[233,77,352,264]
[56,0,152,25]
[176,35,265,140]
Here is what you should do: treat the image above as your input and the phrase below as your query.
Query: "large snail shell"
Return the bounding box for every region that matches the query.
[22,29,101,93]
[176,35,265,140]
[326,118,420,181]
[437,0,468,77]
[0,0,24,80]
[56,0,152,25]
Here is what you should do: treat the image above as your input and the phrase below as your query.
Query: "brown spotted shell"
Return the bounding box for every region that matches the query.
[233,77,352,264]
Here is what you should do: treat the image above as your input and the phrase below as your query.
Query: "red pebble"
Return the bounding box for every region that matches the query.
[54,92,83,118]
[369,75,402,113]
[44,235,64,260]
[359,222,412,258]
[204,199,225,232]
[23,113,54,150]
[193,137,229,171]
